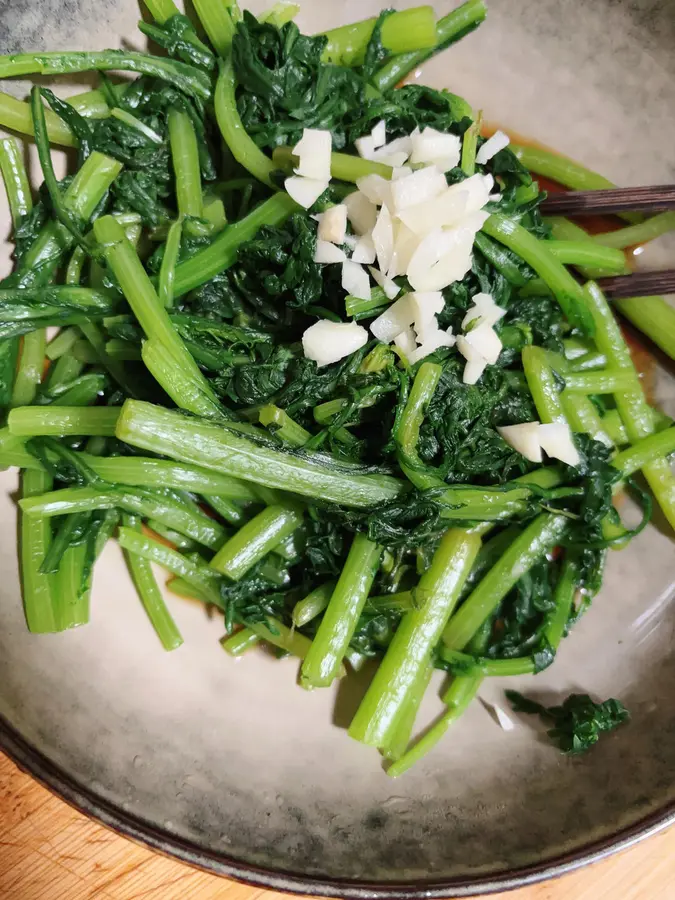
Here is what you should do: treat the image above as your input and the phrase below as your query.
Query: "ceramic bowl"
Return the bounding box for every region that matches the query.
[0,1,674,896]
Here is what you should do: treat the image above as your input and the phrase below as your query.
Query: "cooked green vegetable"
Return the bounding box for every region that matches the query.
[2,0,671,776]
[506,691,629,754]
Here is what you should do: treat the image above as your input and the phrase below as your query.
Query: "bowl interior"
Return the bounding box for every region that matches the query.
[1,0,674,895]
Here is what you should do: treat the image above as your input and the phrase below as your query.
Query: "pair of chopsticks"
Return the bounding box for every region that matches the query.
[540,185,675,298]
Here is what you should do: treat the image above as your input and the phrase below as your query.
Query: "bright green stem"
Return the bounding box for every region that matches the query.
[511,144,638,224]
[613,427,675,479]
[117,528,224,607]
[209,503,303,580]
[259,2,299,27]
[0,50,211,100]
[272,145,392,184]
[460,112,481,177]
[544,556,579,651]
[521,345,565,424]
[141,338,223,419]
[116,399,404,508]
[94,215,221,417]
[192,0,236,56]
[167,576,208,601]
[202,193,227,232]
[613,296,675,363]
[13,152,122,288]
[53,540,89,630]
[79,454,257,501]
[215,60,275,187]
[21,486,227,550]
[584,281,675,530]
[562,393,613,447]
[248,618,319,661]
[144,0,180,23]
[547,240,627,275]
[0,137,32,226]
[221,627,260,656]
[321,7,437,67]
[473,232,529,286]
[442,513,569,650]
[386,672,482,777]
[169,110,202,218]
[565,369,637,395]
[200,493,245,527]
[545,217,629,276]
[159,219,183,309]
[20,469,58,633]
[345,290,389,321]
[372,0,487,94]
[300,534,382,688]
[395,361,444,491]
[123,514,183,651]
[46,327,79,360]
[11,331,46,408]
[381,663,433,761]
[172,193,297,297]
[291,582,337,628]
[593,211,675,250]
[259,404,311,447]
[0,90,76,147]
[8,406,120,436]
[349,529,481,748]
[482,214,594,333]
[569,350,607,372]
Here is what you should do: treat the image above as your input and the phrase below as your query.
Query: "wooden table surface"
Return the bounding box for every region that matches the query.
[1,753,674,900]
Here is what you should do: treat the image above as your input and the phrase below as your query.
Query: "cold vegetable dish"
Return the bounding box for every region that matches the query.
[0,0,674,775]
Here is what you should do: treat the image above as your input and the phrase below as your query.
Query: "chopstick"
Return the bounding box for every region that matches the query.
[540,184,675,216]
[597,269,675,299]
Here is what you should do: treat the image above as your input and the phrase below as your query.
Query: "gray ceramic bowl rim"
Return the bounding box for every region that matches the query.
[2,712,673,897]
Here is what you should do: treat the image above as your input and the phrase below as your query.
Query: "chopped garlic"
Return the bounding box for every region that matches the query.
[285,175,329,209]
[387,222,418,279]
[476,130,510,165]
[462,292,507,330]
[302,319,368,368]
[369,266,400,300]
[393,327,417,359]
[352,234,376,265]
[318,204,347,244]
[370,294,415,343]
[371,120,386,149]
[314,240,346,264]
[407,328,456,364]
[344,191,377,235]
[293,128,332,181]
[457,334,488,384]
[341,260,371,301]
[497,422,542,463]
[371,204,394,274]
[355,134,377,159]
[539,422,581,467]
[356,173,392,207]
[390,165,447,212]
[410,126,461,170]
[406,225,474,292]
[463,321,502,365]
[398,187,469,237]
[391,165,412,180]
[409,291,445,343]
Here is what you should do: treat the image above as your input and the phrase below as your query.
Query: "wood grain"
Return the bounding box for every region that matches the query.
[1,752,674,899]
